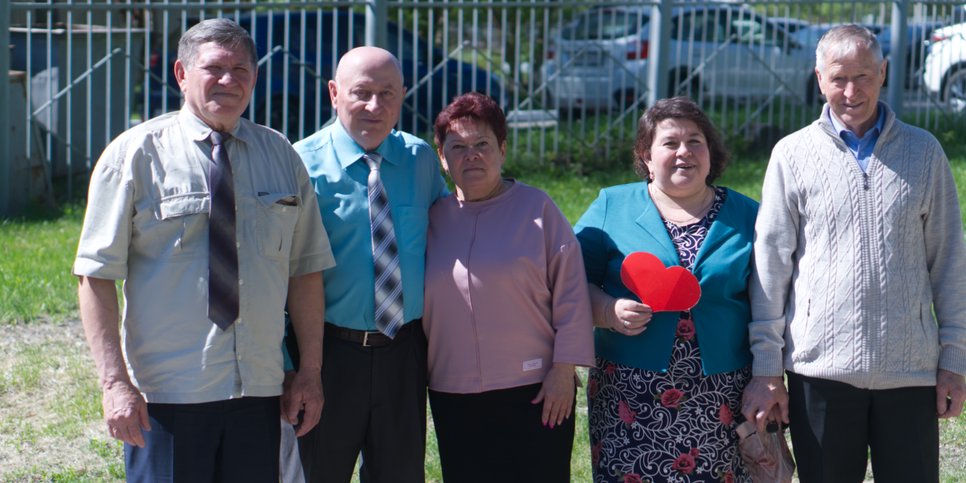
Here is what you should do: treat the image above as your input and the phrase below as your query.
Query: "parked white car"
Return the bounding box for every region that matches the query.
[539,5,817,112]
[923,21,966,112]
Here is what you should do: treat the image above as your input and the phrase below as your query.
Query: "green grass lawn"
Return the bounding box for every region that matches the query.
[2,153,966,481]
[0,205,84,324]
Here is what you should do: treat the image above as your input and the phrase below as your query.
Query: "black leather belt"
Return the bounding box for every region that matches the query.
[324,322,395,347]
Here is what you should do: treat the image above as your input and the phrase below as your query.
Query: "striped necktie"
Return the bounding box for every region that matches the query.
[364,153,404,338]
[208,131,239,330]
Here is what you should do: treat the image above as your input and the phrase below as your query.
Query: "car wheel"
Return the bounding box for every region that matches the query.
[668,69,700,99]
[942,67,966,113]
[557,107,584,121]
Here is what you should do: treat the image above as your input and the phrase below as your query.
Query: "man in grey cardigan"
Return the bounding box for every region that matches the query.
[741,24,966,482]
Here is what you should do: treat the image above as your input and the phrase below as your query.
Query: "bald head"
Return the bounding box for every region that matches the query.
[329,47,406,150]
[335,47,403,86]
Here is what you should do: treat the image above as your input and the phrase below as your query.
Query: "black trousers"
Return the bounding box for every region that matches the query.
[429,383,576,483]
[125,397,281,483]
[786,371,939,483]
[297,321,427,483]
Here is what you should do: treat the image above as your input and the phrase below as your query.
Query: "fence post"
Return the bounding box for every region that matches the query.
[0,0,11,216]
[887,0,908,116]
[366,0,388,49]
[647,0,671,108]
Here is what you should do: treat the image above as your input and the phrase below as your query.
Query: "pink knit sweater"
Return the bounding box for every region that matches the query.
[423,181,595,393]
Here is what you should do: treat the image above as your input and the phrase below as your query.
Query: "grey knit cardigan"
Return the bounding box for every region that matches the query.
[749,103,966,389]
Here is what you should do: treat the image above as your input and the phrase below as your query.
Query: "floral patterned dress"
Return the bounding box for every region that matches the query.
[588,187,752,483]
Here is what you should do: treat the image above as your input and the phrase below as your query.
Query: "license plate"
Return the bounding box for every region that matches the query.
[573,50,602,66]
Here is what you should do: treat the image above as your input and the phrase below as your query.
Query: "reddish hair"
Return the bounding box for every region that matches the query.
[433,92,507,148]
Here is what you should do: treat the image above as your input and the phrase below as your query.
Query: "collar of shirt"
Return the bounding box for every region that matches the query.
[178,108,253,147]
[329,119,402,170]
[827,102,886,171]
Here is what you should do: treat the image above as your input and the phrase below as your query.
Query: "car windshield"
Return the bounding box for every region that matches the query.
[564,9,649,40]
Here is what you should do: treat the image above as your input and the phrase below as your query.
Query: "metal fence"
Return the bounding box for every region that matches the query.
[2,0,965,214]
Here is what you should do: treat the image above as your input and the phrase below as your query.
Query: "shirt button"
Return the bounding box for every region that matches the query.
[239,279,244,285]
[236,241,241,248]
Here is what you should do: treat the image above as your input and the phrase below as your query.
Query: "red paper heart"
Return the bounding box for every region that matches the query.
[620,252,701,312]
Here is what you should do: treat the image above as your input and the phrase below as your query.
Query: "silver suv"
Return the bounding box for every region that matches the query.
[540,5,816,112]
[923,21,966,112]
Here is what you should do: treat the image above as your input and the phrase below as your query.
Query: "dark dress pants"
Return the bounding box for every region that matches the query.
[297,321,427,483]
[125,397,281,483]
[786,371,939,483]
[429,383,575,483]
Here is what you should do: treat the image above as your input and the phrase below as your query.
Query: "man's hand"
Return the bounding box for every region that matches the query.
[102,380,150,447]
[78,276,151,447]
[282,368,324,436]
[741,375,789,433]
[284,272,325,436]
[936,368,966,419]
[531,363,576,428]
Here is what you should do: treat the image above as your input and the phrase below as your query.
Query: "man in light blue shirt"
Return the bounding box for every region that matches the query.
[291,46,447,483]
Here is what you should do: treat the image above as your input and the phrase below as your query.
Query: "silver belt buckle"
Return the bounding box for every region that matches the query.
[362,331,374,347]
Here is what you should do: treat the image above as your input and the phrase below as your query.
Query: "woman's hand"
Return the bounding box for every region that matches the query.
[531,363,576,428]
[608,298,653,336]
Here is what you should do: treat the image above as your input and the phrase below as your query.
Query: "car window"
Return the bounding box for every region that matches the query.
[566,9,648,40]
[730,15,785,47]
[673,11,726,42]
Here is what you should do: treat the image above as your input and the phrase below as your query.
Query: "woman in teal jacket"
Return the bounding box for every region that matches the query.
[575,97,758,483]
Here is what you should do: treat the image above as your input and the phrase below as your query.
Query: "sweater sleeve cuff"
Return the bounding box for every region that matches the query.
[752,351,785,377]
[939,348,966,377]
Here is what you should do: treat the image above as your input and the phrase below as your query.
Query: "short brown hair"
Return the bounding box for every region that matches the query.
[178,18,257,71]
[633,96,729,185]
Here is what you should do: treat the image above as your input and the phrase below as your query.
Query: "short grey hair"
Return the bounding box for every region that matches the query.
[178,18,257,70]
[815,24,883,71]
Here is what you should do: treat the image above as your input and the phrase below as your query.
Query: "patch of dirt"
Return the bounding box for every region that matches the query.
[0,320,121,481]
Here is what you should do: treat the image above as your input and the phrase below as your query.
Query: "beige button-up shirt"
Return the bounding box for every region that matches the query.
[74,108,335,403]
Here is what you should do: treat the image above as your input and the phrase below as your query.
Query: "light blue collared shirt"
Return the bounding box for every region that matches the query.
[294,120,448,331]
[827,102,886,172]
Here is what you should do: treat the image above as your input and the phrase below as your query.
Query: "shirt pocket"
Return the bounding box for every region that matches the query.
[791,298,820,364]
[154,192,209,258]
[256,192,300,259]
[911,302,940,367]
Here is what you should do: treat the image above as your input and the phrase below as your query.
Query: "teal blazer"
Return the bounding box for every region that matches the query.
[574,182,758,375]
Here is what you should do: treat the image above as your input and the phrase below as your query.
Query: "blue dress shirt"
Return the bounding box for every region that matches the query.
[827,102,886,172]
[294,120,447,331]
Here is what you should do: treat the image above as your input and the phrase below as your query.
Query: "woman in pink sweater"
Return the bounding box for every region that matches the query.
[423,92,595,482]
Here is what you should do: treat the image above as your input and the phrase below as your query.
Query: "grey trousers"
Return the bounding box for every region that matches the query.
[280,418,306,483]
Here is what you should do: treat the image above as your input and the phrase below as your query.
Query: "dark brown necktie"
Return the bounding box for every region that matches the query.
[208,131,239,329]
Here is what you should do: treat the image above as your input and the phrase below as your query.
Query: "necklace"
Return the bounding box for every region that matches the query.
[650,185,715,225]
